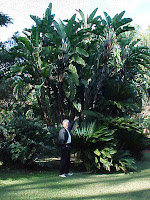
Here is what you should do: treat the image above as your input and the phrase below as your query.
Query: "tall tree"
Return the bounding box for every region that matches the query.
[9,3,150,125]
[10,3,88,124]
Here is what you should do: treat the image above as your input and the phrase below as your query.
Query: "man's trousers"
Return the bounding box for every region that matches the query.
[59,144,70,175]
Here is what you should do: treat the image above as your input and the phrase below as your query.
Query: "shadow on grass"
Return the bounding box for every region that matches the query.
[0,170,150,192]
[41,189,150,200]
[1,165,150,191]
[0,152,150,200]
[0,186,150,200]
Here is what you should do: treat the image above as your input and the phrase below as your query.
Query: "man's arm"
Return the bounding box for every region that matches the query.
[68,116,79,132]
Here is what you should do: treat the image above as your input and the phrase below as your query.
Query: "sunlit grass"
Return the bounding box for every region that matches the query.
[0,152,150,200]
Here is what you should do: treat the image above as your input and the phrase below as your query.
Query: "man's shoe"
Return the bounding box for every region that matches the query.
[59,174,66,178]
[66,173,73,176]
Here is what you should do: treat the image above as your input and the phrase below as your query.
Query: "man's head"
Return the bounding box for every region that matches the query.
[62,119,69,129]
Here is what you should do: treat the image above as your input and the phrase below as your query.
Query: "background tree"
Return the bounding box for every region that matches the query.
[0,13,14,111]
[0,12,12,27]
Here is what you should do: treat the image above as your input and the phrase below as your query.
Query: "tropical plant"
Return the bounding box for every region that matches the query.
[10,3,90,125]
[72,121,137,172]
[9,4,150,125]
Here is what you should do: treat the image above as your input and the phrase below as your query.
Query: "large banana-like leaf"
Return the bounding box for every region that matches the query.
[76,47,89,57]
[87,8,98,24]
[30,15,42,26]
[116,26,135,36]
[68,64,79,85]
[103,12,111,27]
[45,2,55,22]
[71,55,86,66]
[73,101,82,112]
[17,37,33,51]
[77,9,86,27]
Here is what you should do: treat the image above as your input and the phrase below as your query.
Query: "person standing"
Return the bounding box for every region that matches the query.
[58,116,79,177]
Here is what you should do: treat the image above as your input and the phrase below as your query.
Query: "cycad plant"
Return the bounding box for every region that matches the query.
[97,78,142,116]
[72,121,136,172]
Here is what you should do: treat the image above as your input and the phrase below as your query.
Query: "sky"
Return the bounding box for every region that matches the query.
[0,0,150,42]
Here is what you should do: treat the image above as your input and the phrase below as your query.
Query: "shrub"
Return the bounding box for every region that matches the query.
[109,117,149,160]
[72,121,137,172]
[0,111,56,167]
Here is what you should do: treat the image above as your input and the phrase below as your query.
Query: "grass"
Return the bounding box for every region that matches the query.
[0,152,150,200]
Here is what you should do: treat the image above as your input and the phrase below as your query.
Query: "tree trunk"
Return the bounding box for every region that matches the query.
[36,86,51,126]
[57,81,65,121]
[93,61,107,109]
[93,40,111,109]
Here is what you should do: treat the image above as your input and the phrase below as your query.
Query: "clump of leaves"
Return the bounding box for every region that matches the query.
[72,121,136,172]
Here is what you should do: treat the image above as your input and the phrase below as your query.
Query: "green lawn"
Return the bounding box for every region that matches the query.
[0,152,150,200]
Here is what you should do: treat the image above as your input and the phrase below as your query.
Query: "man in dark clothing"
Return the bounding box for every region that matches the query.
[58,116,78,177]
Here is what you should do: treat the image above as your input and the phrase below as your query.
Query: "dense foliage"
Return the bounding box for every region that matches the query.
[0,110,58,167]
[72,114,148,172]
[0,3,149,172]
